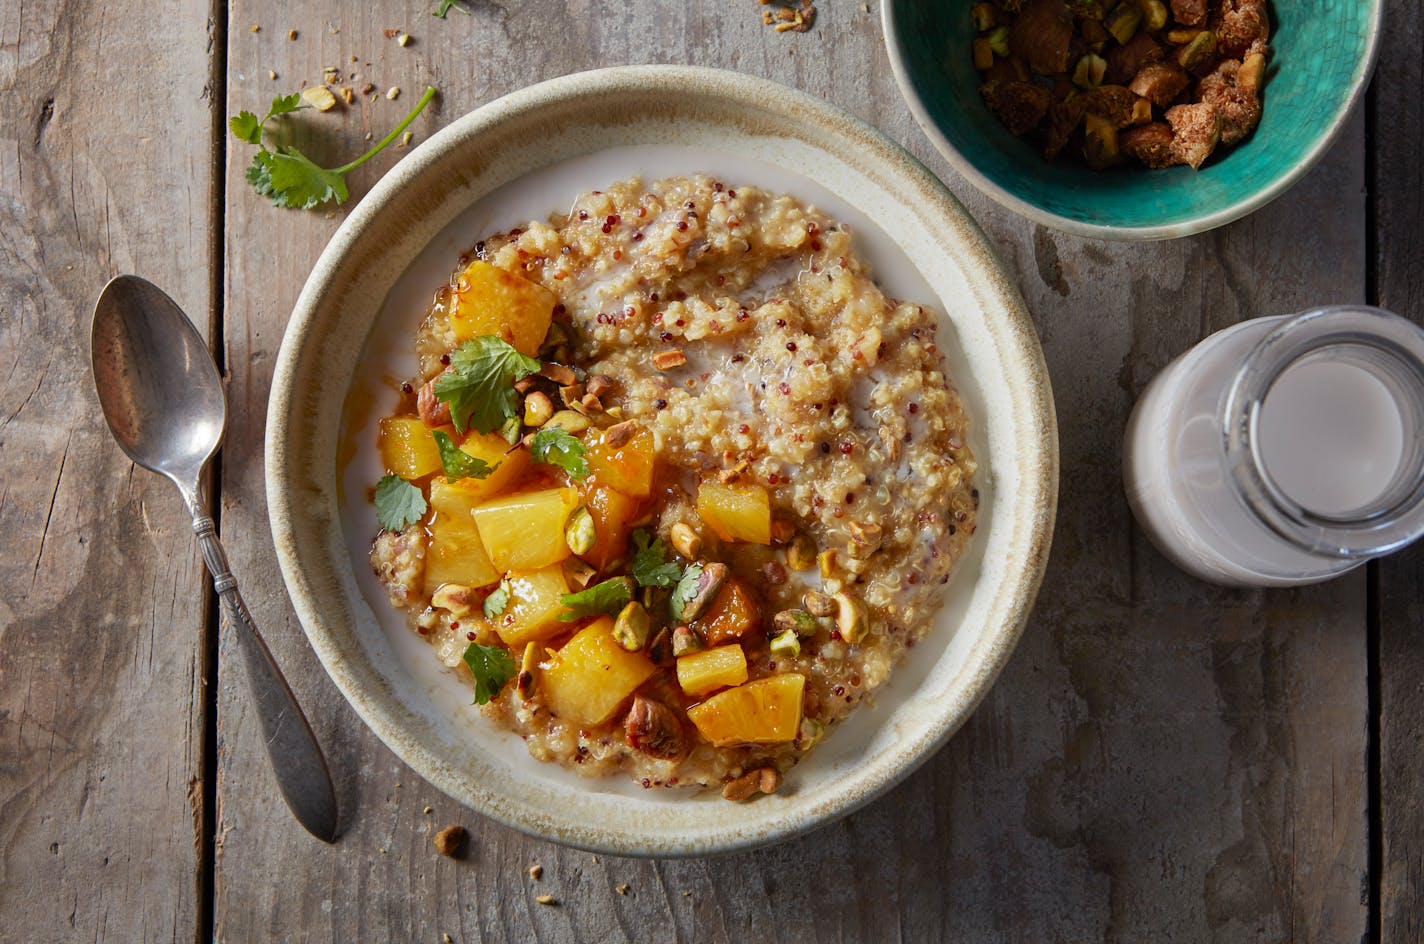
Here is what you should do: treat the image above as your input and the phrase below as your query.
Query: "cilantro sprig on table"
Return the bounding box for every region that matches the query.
[229,86,437,209]
[374,474,427,531]
[558,577,634,622]
[433,336,542,434]
[461,642,516,705]
[433,430,498,482]
[529,427,589,480]
[631,530,681,588]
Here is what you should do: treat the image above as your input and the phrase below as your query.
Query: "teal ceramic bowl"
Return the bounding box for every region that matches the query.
[882,0,1381,240]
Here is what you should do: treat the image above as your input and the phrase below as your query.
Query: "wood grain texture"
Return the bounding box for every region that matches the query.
[0,1,216,941]
[1372,1,1424,938]
[210,2,1370,942]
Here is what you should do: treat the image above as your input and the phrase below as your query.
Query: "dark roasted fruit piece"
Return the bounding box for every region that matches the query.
[1198,54,1265,144]
[1129,62,1191,107]
[1121,122,1178,168]
[1164,102,1222,169]
[981,79,1053,136]
[1009,0,1076,75]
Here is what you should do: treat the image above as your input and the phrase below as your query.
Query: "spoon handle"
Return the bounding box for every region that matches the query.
[192,512,339,843]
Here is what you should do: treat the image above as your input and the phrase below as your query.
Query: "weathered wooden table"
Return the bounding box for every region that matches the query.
[4,1,1421,940]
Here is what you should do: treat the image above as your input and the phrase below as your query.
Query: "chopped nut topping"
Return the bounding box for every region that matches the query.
[652,350,687,370]
[538,362,576,386]
[535,894,557,906]
[718,459,750,484]
[300,85,338,112]
[586,374,616,398]
[604,420,638,449]
[670,522,702,559]
[287,28,298,40]
[397,32,412,46]
[625,695,687,759]
[722,766,782,801]
[386,86,401,100]
[616,883,630,895]
[528,864,543,880]
[433,824,467,857]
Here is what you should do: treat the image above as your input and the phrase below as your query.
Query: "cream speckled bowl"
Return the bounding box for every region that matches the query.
[266,66,1057,856]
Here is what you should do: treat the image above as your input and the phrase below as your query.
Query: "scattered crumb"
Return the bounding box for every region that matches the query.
[268,70,278,80]
[249,23,261,32]
[350,54,359,62]
[443,935,453,943]
[288,28,298,40]
[401,130,414,146]
[386,86,401,100]
[423,805,433,814]
[535,895,557,906]
[682,890,692,897]
[528,864,543,880]
[384,27,401,38]
[362,83,377,95]
[398,33,412,46]
[379,848,387,855]
[300,85,338,111]
[592,855,600,864]
[433,824,467,858]
[340,87,355,105]
[616,883,630,896]
[365,132,375,141]
[758,0,816,32]
[862,2,870,10]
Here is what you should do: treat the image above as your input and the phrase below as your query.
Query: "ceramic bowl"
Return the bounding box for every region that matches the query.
[266,65,1057,856]
[882,0,1382,240]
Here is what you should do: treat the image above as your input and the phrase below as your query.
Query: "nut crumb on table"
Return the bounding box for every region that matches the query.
[433,824,467,857]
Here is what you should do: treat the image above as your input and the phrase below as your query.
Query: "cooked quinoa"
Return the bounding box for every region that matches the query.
[370,174,977,795]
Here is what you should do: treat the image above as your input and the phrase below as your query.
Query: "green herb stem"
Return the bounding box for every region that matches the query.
[336,86,438,174]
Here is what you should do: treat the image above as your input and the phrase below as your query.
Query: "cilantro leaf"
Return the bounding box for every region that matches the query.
[261,146,349,209]
[229,111,262,145]
[557,577,634,622]
[433,430,497,482]
[529,427,590,480]
[669,563,705,622]
[482,579,511,619]
[433,0,472,16]
[433,336,542,434]
[461,643,516,705]
[631,530,682,588]
[230,86,437,210]
[375,474,427,531]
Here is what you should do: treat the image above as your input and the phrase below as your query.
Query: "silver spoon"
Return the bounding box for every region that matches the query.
[91,275,338,843]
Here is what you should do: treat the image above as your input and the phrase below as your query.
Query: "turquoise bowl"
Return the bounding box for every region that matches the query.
[883,0,1381,240]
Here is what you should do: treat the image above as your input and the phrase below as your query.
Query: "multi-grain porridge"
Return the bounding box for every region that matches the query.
[369,174,977,799]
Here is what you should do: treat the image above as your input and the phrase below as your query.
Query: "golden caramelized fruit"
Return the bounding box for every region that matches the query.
[579,480,642,570]
[424,478,501,593]
[495,565,572,647]
[692,577,763,646]
[696,481,772,544]
[448,259,557,357]
[686,674,806,747]
[471,486,580,572]
[443,433,530,503]
[585,425,656,498]
[676,644,749,697]
[379,416,442,480]
[541,617,657,726]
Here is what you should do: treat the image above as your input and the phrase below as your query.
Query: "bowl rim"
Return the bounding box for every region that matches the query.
[265,64,1059,856]
[880,0,1384,241]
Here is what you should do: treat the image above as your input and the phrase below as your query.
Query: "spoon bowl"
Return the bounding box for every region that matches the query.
[91,275,226,492]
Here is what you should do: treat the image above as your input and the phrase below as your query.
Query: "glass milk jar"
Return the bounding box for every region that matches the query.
[1123,305,1424,587]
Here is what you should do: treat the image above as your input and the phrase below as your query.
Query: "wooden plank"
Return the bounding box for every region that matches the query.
[0,2,217,941]
[215,2,1370,940]
[1372,0,1424,937]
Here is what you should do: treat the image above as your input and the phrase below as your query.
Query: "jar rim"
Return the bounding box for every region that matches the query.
[1222,305,1424,559]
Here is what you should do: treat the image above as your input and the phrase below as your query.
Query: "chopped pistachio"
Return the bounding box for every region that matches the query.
[1176,30,1217,72]
[1105,4,1141,44]
[386,86,401,100]
[833,592,869,644]
[1139,0,1168,31]
[773,609,820,638]
[562,556,598,590]
[431,583,477,617]
[1073,53,1107,89]
[671,562,727,623]
[671,625,704,657]
[786,534,817,570]
[524,391,555,427]
[795,718,826,750]
[300,85,338,112]
[564,506,597,556]
[545,409,591,434]
[769,629,801,659]
[670,521,702,559]
[986,25,1010,57]
[803,590,836,617]
[613,601,652,652]
[847,520,883,559]
[817,548,837,578]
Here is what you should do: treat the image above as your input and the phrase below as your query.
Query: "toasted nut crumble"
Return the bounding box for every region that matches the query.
[718,459,749,484]
[802,590,836,617]
[386,86,401,100]
[652,350,687,370]
[669,522,701,559]
[300,85,338,112]
[340,86,355,105]
[287,28,298,40]
[433,825,467,857]
[625,694,686,759]
[722,766,781,801]
[397,32,412,46]
[616,883,630,895]
[528,864,543,880]
[604,420,638,448]
[536,895,557,906]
